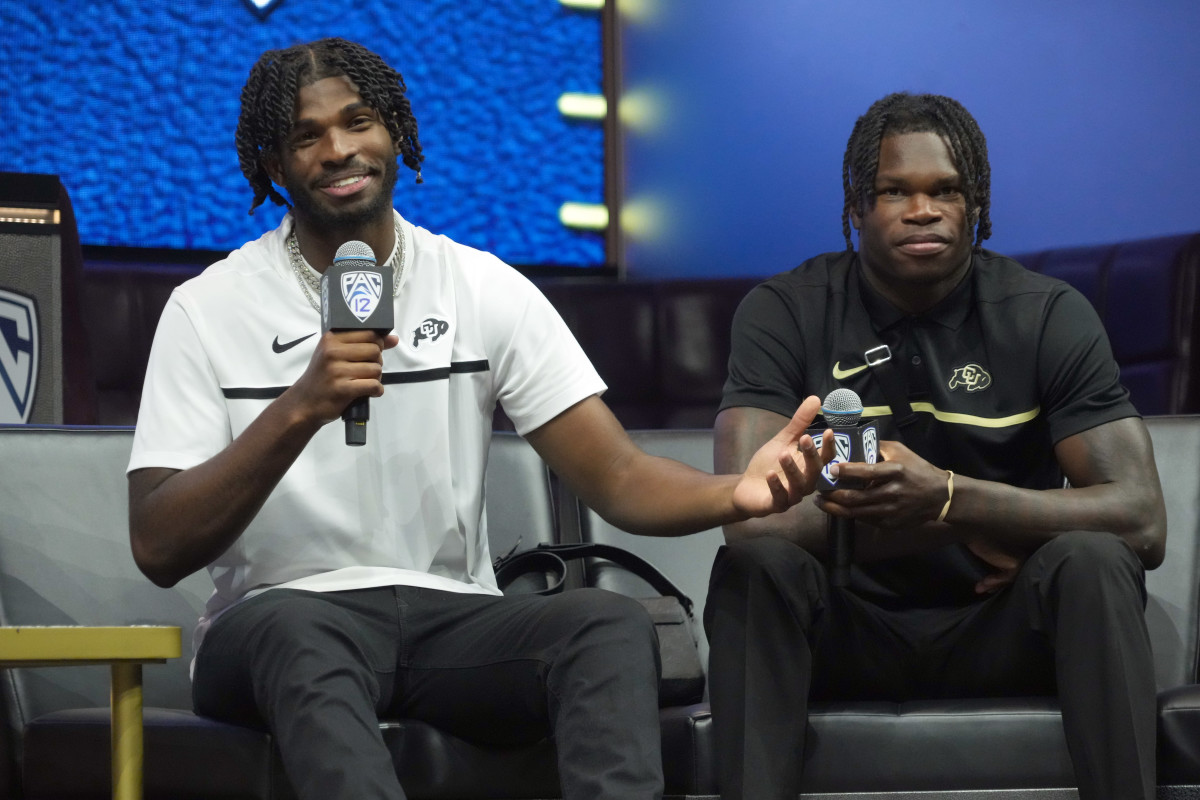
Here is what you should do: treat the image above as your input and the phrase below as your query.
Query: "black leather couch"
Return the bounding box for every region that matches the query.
[76,232,1200,429]
[579,424,1200,797]
[3,418,1200,798]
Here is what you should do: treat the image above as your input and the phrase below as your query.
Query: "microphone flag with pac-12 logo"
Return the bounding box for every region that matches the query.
[320,241,394,446]
[806,389,879,493]
[322,249,393,333]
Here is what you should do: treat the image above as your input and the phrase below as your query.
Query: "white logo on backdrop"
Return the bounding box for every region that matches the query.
[0,289,39,423]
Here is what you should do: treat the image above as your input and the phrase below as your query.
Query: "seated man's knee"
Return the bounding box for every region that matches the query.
[545,589,660,687]
[1040,530,1142,574]
[195,591,379,724]
[707,537,826,635]
[552,588,657,648]
[1034,531,1146,602]
[711,536,823,592]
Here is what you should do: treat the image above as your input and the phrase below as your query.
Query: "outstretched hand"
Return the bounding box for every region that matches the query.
[731,396,834,518]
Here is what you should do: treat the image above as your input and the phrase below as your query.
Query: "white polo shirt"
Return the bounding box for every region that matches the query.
[129,211,605,651]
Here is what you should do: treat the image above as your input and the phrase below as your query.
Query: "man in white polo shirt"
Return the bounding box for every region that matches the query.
[127,38,832,800]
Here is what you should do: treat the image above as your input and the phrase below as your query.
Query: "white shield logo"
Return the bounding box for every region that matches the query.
[341,271,383,324]
[0,288,39,423]
[862,427,878,465]
[813,431,852,486]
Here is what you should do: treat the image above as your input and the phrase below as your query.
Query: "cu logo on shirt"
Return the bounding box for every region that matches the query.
[948,363,993,393]
[412,317,450,348]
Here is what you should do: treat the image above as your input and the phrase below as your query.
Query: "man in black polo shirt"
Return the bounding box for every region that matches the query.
[706,92,1166,800]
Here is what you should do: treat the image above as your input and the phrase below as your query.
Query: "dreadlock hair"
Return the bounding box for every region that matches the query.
[841,92,991,251]
[236,37,425,215]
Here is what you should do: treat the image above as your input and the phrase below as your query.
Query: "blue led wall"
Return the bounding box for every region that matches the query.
[0,0,605,267]
[619,0,1200,279]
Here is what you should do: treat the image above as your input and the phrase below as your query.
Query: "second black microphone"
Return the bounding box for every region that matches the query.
[809,387,880,587]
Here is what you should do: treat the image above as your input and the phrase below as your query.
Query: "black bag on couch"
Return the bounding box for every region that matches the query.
[493,542,706,706]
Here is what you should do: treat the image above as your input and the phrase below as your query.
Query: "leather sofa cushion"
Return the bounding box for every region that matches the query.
[24,705,726,799]
[802,698,1074,793]
[1159,684,1200,785]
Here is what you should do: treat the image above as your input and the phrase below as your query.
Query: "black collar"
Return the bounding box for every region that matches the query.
[855,254,976,335]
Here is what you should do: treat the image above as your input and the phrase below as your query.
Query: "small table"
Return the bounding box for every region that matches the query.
[0,625,181,800]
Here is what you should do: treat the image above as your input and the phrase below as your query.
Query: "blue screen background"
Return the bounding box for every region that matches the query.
[0,0,605,266]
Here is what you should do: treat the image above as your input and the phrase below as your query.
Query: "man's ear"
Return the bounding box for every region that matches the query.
[264,155,284,188]
[970,206,981,225]
[850,205,863,231]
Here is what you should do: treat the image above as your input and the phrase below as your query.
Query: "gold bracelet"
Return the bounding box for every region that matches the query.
[936,470,955,523]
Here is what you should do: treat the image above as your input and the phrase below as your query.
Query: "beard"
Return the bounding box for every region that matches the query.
[284,155,400,235]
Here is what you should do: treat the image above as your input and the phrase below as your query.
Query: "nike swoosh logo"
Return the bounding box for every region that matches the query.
[272,333,316,354]
[832,361,868,380]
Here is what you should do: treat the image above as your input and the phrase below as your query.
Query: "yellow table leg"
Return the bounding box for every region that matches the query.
[110,662,143,800]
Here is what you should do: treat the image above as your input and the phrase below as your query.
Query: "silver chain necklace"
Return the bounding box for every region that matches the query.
[285,218,406,312]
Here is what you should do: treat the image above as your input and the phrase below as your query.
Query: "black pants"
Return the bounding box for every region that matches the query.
[704,531,1155,800]
[193,584,663,800]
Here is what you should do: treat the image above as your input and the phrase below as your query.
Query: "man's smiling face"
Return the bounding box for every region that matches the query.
[268,74,399,235]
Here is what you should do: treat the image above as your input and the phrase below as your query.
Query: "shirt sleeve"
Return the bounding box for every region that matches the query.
[719,281,809,419]
[478,264,607,436]
[128,290,232,473]
[1037,284,1138,444]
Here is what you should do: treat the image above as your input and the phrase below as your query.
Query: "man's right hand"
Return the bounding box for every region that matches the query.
[288,330,399,426]
[130,328,398,588]
[966,538,1023,594]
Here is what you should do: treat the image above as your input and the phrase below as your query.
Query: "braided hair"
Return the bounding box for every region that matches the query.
[236,38,425,214]
[841,92,991,250]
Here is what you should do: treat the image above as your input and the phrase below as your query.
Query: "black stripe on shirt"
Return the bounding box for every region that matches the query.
[383,359,490,384]
[222,359,491,399]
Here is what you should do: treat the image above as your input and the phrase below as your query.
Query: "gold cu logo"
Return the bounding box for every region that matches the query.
[948,363,992,393]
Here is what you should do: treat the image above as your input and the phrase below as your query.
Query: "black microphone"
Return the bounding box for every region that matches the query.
[320,241,395,446]
[808,388,879,587]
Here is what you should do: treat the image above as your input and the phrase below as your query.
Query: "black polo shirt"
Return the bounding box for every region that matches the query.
[721,249,1137,606]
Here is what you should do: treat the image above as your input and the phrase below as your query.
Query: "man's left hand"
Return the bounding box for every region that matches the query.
[815,440,950,529]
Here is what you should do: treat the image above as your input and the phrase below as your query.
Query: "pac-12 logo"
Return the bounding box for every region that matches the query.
[0,288,39,423]
[812,431,852,486]
[862,427,879,465]
[341,272,383,323]
[811,428,878,487]
[948,363,992,393]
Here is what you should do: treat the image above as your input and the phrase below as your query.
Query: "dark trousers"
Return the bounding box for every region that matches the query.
[704,531,1156,800]
[193,584,663,800]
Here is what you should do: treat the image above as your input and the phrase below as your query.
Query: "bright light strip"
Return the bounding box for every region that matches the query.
[558,0,604,9]
[559,202,609,230]
[557,92,608,120]
[0,207,59,225]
